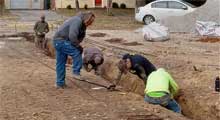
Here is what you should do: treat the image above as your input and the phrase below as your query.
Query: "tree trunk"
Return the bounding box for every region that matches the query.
[0,0,4,16]
[135,0,147,14]
[107,0,112,16]
[75,0,80,12]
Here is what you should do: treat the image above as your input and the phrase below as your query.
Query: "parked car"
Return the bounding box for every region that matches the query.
[135,0,196,24]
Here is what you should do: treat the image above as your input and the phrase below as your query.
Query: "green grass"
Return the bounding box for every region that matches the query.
[0,9,19,20]
[56,8,142,30]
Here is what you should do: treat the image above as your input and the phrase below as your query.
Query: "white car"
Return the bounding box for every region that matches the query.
[135,0,196,24]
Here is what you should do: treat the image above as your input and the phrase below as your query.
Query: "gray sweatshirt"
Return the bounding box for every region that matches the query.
[53,15,86,46]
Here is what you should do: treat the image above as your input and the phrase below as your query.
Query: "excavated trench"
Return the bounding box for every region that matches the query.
[2,32,219,120]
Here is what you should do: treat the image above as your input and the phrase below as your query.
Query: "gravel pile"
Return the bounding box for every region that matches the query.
[160,0,220,32]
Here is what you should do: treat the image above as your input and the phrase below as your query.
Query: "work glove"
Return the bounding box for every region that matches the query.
[86,64,93,72]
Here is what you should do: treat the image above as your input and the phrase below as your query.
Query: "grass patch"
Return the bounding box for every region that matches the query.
[56,8,142,30]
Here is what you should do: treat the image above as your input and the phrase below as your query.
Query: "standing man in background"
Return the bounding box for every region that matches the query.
[34,15,49,49]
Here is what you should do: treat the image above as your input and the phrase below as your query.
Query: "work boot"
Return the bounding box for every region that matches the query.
[72,74,84,80]
[56,84,67,89]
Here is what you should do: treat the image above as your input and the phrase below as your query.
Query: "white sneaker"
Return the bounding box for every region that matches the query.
[73,74,83,80]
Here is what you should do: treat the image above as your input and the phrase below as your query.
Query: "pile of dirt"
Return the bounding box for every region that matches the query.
[122,42,143,46]
[105,38,126,43]
[12,32,219,120]
[100,57,145,96]
[197,37,220,43]
[45,38,56,58]
[161,0,220,32]
[89,33,107,37]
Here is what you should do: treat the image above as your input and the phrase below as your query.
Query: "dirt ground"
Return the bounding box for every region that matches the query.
[0,37,189,120]
[0,9,219,120]
[85,30,220,120]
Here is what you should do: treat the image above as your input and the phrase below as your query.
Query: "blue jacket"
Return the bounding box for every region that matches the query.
[123,54,156,82]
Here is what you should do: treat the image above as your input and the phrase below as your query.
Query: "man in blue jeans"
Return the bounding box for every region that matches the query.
[53,12,95,88]
[144,68,181,113]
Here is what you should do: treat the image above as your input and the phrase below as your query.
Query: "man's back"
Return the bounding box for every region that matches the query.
[53,16,86,46]
[129,54,156,78]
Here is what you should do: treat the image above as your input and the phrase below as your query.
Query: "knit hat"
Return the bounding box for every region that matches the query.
[94,56,102,64]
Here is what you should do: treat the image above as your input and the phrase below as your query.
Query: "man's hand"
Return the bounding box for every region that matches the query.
[77,45,83,54]
[107,84,116,91]
[86,64,93,72]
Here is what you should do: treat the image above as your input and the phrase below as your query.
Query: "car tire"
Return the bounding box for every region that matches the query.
[143,15,155,25]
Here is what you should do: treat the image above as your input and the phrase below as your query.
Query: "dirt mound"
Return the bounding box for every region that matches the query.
[89,33,107,37]
[122,42,143,46]
[105,38,126,43]
[100,57,145,96]
[197,37,220,43]
[45,38,56,58]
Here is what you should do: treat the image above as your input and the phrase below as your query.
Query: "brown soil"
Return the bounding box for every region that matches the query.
[197,37,220,43]
[122,42,143,46]
[85,31,220,120]
[105,38,125,43]
[0,36,189,120]
[89,33,107,37]
[1,31,220,120]
[125,114,163,120]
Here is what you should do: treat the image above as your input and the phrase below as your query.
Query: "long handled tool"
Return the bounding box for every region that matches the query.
[69,76,119,91]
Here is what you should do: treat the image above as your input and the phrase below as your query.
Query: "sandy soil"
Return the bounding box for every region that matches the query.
[0,37,189,120]
[85,30,220,120]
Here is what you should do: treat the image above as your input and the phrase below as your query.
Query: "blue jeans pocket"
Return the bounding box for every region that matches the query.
[53,40,63,50]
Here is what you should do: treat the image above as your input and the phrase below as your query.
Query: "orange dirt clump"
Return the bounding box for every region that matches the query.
[100,57,145,96]
[197,37,220,43]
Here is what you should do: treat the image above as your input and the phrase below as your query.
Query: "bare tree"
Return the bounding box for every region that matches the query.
[107,0,112,16]
[75,0,80,12]
[0,0,4,16]
[135,0,146,12]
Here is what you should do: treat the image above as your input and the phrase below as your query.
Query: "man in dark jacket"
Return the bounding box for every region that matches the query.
[109,53,156,89]
[53,12,95,88]
[83,47,104,75]
[34,15,49,49]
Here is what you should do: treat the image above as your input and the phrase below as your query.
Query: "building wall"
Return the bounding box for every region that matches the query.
[4,0,10,9]
[4,0,44,9]
[111,0,135,8]
[55,0,135,9]
[55,0,94,9]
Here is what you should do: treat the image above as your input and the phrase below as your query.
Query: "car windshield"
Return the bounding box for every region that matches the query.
[180,0,197,8]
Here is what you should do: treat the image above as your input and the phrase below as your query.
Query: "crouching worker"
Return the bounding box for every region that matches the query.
[53,12,95,89]
[83,47,104,75]
[108,53,157,89]
[144,68,181,113]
